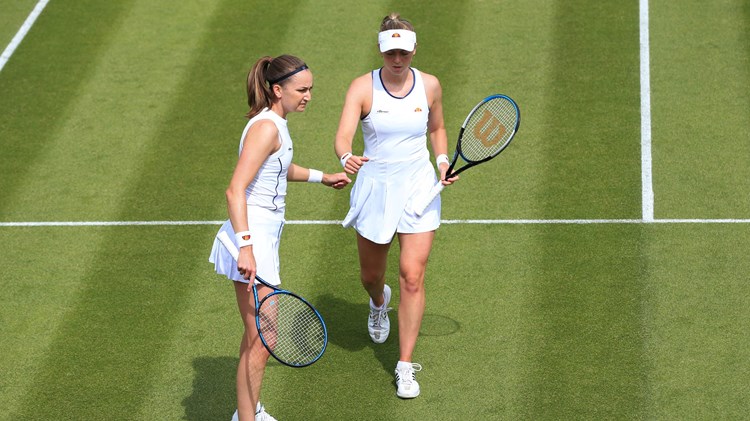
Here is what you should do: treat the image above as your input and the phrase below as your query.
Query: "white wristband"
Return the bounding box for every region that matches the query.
[436,154,449,167]
[307,169,323,183]
[339,152,352,168]
[235,231,253,248]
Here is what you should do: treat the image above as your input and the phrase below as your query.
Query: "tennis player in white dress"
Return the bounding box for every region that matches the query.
[334,13,458,399]
[210,54,349,421]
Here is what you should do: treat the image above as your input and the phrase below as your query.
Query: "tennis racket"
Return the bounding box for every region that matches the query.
[217,231,328,368]
[413,94,520,216]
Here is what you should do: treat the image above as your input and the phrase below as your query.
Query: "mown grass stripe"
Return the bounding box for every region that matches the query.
[640,224,750,419]
[525,2,649,419]
[10,0,227,418]
[10,227,216,420]
[0,1,136,418]
[0,228,109,419]
[538,2,641,220]
[0,0,135,219]
[650,0,750,218]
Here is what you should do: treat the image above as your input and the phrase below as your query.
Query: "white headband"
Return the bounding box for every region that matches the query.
[378,29,417,52]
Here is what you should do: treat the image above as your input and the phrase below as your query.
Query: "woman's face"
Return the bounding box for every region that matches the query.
[382,49,415,76]
[276,70,313,114]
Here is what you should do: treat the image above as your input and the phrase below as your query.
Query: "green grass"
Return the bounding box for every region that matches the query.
[650,0,750,217]
[1,0,749,420]
[0,0,38,50]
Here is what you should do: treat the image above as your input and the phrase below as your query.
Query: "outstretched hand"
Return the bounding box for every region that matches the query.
[323,172,352,189]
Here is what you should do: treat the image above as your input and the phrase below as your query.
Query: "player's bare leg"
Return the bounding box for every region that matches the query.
[234,282,272,420]
[395,231,433,361]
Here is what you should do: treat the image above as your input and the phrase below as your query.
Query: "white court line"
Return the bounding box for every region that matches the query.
[0,0,50,73]
[1,219,750,227]
[640,0,655,222]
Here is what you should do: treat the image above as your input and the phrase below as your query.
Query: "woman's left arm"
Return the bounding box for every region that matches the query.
[423,74,456,185]
[288,163,351,189]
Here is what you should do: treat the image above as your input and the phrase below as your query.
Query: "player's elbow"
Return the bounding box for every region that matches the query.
[225,186,244,206]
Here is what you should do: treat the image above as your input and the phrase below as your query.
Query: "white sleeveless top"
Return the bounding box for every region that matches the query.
[360,68,430,163]
[239,108,293,213]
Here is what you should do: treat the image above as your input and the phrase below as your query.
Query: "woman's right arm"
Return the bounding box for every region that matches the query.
[225,120,280,285]
[334,75,370,174]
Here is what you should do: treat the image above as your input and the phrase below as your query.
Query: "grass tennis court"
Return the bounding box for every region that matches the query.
[1,0,748,420]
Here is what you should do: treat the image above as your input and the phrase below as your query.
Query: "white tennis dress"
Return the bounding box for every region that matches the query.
[209,109,292,285]
[342,68,441,244]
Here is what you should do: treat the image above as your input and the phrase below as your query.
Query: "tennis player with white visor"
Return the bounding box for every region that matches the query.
[334,13,457,399]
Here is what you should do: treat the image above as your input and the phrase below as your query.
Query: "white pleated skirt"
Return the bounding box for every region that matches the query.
[342,156,441,244]
[209,206,285,285]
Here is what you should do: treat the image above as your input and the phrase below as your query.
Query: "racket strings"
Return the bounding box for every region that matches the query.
[461,98,518,162]
[258,293,326,366]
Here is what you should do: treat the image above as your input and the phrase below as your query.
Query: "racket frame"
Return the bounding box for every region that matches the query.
[444,94,520,180]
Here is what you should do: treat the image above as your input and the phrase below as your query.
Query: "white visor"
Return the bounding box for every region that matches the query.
[378,29,417,52]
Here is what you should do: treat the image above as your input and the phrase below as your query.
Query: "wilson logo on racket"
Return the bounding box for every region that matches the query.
[473,109,507,147]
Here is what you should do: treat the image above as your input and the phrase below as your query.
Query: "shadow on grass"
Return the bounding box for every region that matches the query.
[315,293,461,377]
[420,313,461,337]
[181,296,463,420]
[182,356,237,421]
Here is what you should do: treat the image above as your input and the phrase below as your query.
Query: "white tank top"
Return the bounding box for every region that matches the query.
[361,68,430,162]
[238,109,293,212]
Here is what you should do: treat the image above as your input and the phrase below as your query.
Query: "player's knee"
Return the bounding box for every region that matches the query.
[400,272,424,294]
[360,270,385,287]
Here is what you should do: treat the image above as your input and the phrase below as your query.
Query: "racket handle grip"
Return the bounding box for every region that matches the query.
[414,181,444,217]
[217,231,240,260]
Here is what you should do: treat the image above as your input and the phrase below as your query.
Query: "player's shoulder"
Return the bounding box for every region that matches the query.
[416,70,442,94]
[345,72,374,101]
[252,117,279,129]
[349,71,374,90]
[416,69,440,84]
[247,118,280,141]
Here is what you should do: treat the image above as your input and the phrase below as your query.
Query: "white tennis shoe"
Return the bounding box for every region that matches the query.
[255,403,277,421]
[395,362,423,398]
[368,284,392,343]
[230,402,277,421]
